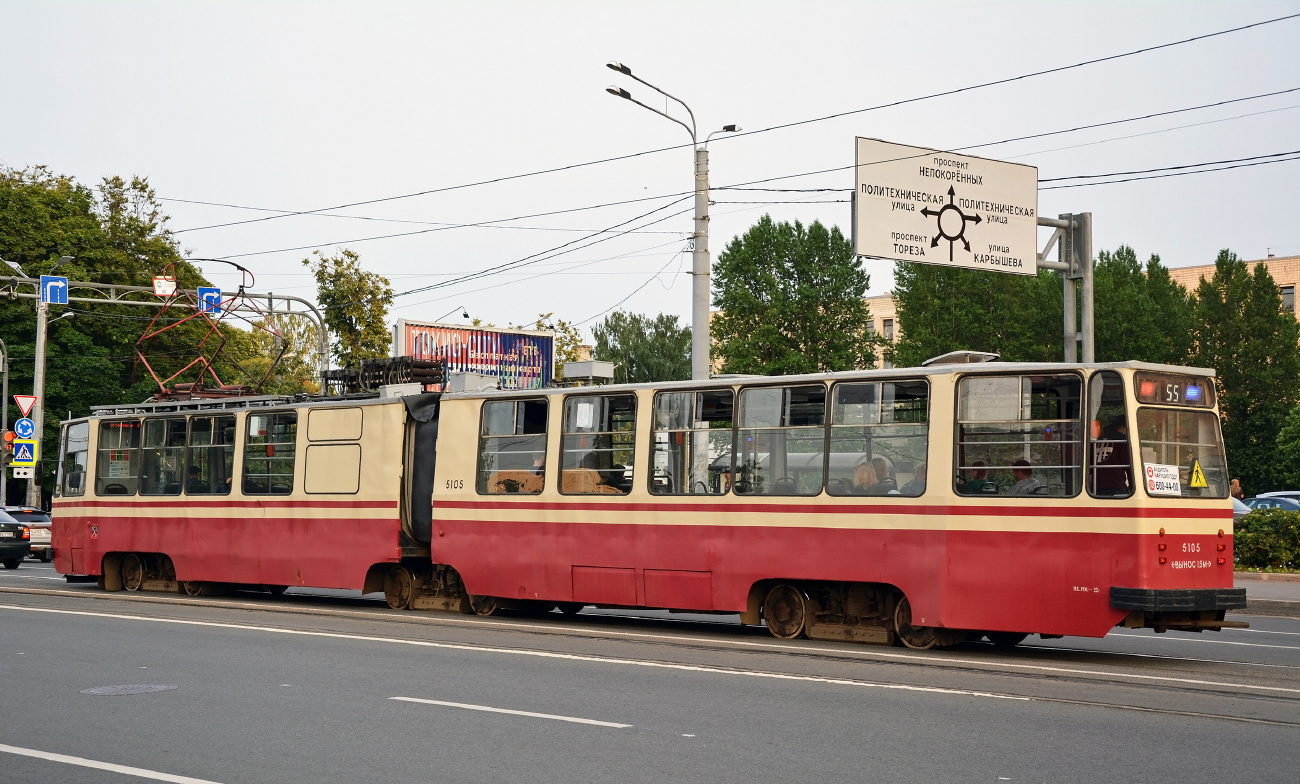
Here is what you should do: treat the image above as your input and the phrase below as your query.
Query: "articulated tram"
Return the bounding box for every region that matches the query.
[51,359,1245,649]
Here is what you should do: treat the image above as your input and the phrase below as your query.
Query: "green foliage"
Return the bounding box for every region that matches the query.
[1277,403,1300,489]
[1234,508,1300,571]
[304,249,393,367]
[591,311,691,384]
[1093,246,1194,364]
[509,313,584,381]
[712,216,878,375]
[0,167,264,496]
[1192,251,1300,494]
[890,264,1062,367]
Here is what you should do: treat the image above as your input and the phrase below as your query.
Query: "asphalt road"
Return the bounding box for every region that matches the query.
[1,561,1297,784]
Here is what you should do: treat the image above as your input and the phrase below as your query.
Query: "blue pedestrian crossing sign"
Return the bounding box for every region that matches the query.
[197,286,222,315]
[12,438,37,467]
[40,275,69,305]
[13,417,34,439]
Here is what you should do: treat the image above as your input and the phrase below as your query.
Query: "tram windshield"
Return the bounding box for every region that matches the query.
[1136,408,1228,499]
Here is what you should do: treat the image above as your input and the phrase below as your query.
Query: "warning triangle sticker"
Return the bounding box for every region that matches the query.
[13,395,36,417]
[1190,460,1208,489]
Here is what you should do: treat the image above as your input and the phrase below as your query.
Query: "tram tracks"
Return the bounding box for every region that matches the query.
[2,595,1298,730]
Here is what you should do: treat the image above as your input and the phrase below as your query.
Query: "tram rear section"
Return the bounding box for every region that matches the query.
[51,361,1246,649]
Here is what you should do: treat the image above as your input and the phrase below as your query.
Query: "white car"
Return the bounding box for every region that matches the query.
[3,507,52,562]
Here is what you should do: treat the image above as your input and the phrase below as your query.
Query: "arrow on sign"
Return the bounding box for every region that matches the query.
[13,395,36,417]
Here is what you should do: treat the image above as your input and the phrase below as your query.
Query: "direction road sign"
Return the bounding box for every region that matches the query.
[198,286,222,314]
[13,395,36,417]
[40,275,69,304]
[13,417,34,439]
[853,138,1038,275]
[12,438,37,467]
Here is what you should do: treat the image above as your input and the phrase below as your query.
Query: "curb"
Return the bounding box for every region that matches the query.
[1239,598,1300,617]
[1234,571,1300,583]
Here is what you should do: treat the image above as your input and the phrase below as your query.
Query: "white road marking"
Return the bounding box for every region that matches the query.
[391,696,631,727]
[1110,631,1300,651]
[0,742,222,784]
[4,605,1294,701]
[0,603,1026,701]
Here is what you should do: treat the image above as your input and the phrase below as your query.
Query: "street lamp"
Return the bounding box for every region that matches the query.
[605,61,740,381]
[434,305,470,322]
[27,256,74,508]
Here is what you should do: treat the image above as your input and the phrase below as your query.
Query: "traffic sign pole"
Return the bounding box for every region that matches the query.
[0,336,7,507]
[29,293,46,507]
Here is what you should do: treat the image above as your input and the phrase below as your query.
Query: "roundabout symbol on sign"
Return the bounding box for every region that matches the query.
[14,417,34,439]
[921,186,982,261]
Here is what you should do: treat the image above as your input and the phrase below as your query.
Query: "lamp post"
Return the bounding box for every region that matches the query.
[605,62,739,381]
[28,256,73,508]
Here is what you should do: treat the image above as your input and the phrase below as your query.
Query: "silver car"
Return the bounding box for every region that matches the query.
[3,507,52,562]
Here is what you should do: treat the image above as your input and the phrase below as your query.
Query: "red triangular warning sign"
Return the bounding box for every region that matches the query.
[14,395,36,417]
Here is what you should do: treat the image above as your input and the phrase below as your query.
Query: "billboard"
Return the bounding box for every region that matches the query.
[394,319,554,390]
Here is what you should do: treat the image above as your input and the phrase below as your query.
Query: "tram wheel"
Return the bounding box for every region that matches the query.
[181,581,203,596]
[158,555,176,583]
[383,565,415,610]
[468,594,499,616]
[985,632,1029,649]
[121,554,145,592]
[893,596,937,650]
[762,583,807,639]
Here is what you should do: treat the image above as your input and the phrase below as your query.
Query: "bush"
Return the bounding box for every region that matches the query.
[1234,509,1300,570]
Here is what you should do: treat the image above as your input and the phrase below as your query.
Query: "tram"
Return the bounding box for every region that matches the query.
[51,357,1246,649]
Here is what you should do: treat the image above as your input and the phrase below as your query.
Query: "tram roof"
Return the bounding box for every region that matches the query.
[72,359,1214,421]
[449,359,1215,400]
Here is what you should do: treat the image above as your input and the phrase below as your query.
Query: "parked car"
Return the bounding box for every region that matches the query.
[0,509,31,569]
[1255,490,1300,502]
[3,506,52,562]
[1241,496,1300,512]
[1232,497,1251,522]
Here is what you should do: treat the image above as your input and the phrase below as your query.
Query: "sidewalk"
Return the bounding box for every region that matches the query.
[1235,572,1300,616]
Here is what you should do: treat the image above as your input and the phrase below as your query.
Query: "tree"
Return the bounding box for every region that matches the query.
[239,314,322,395]
[890,264,1062,367]
[304,249,393,367]
[512,312,584,381]
[0,167,256,500]
[591,311,691,384]
[1192,250,1300,494]
[712,216,878,375]
[1093,246,1194,364]
[1277,404,1300,489]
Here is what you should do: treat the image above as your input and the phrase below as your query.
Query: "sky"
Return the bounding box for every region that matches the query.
[2,1,1298,342]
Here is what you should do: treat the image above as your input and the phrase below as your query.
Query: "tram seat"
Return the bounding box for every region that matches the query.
[486,470,544,494]
[104,483,129,495]
[561,469,623,495]
[771,477,799,495]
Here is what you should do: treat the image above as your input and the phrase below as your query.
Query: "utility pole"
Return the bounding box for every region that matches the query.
[605,62,739,380]
[1036,214,1094,362]
[28,293,47,508]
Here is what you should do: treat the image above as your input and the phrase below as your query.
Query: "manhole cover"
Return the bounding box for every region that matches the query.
[80,684,177,696]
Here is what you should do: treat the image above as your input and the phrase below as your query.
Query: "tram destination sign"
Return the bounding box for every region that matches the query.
[853,138,1038,275]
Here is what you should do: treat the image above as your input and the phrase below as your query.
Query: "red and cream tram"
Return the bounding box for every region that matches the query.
[51,358,1245,649]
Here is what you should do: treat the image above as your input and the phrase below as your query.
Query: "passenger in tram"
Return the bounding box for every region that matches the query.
[849,457,879,494]
[1093,419,1132,497]
[899,463,927,496]
[961,461,992,494]
[184,465,209,494]
[869,457,897,494]
[1008,460,1043,496]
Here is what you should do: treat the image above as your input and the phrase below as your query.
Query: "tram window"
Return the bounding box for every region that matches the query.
[244,412,298,495]
[650,389,734,495]
[60,422,90,497]
[95,420,141,496]
[1087,371,1133,498]
[1136,408,1229,498]
[186,416,236,495]
[477,399,548,494]
[561,394,636,494]
[827,380,929,497]
[736,385,826,496]
[955,374,1082,497]
[140,418,188,496]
